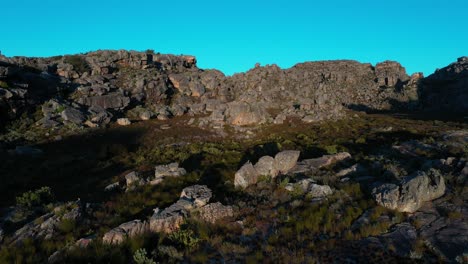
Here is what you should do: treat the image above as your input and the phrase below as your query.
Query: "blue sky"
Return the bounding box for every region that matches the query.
[2,0,467,76]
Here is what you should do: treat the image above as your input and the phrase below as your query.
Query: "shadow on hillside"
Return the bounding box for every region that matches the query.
[0,126,147,207]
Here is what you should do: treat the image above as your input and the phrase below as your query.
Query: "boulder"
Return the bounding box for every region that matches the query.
[234,162,258,189]
[372,169,446,213]
[308,183,333,198]
[117,118,131,126]
[293,152,351,173]
[150,206,186,234]
[150,185,213,233]
[61,108,85,124]
[254,156,278,178]
[180,185,212,208]
[125,171,145,189]
[274,150,301,174]
[224,102,269,126]
[104,182,120,192]
[285,179,332,198]
[151,163,187,185]
[197,202,234,224]
[102,220,149,245]
[78,92,130,110]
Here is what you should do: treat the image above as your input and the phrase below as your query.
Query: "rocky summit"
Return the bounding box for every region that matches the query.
[0,50,467,263]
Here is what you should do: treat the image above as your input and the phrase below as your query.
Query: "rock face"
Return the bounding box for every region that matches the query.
[372,169,446,213]
[421,56,468,112]
[0,50,466,133]
[102,220,149,245]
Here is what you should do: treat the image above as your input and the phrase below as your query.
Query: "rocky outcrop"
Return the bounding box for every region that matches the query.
[421,56,468,112]
[375,61,409,87]
[285,178,333,198]
[150,185,212,233]
[102,220,149,245]
[1,50,466,136]
[234,150,300,189]
[290,152,351,174]
[10,201,82,245]
[78,92,130,110]
[372,169,446,213]
[103,185,214,244]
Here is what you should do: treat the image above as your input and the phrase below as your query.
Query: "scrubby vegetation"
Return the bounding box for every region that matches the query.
[0,113,466,263]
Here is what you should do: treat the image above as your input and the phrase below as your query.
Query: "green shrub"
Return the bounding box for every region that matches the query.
[133,248,156,264]
[16,186,54,208]
[168,229,200,250]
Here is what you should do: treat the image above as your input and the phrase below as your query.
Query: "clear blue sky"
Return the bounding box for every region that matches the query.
[2,0,467,76]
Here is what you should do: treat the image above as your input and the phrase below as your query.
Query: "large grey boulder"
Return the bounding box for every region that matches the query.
[274,150,301,174]
[372,169,446,213]
[234,162,258,189]
[254,156,277,178]
[102,220,149,245]
[290,152,351,174]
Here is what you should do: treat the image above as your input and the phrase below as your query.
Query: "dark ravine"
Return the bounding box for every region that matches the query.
[0,50,467,263]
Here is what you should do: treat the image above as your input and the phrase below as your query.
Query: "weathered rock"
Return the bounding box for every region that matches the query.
[274,150,301,174]
[139,110,152,120]
[104,182,120,192]
[372,169,446,213]
[234,162,258,189]
[336,164,366,177]
[224,101,269,126]
[117,118,131,126]
[125,171,145,189]
[197,202,234,224]
[301,152,351,169]
[285,179,332,198]
[254,156,278,178]
[375,61,409,87]
[308,183,333,198]
[180,185,212,208]
[10,202,82,245]
[78,93,130,110]
[61,107,85,124]
[102,220,149,245]
[291,152,351,173]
